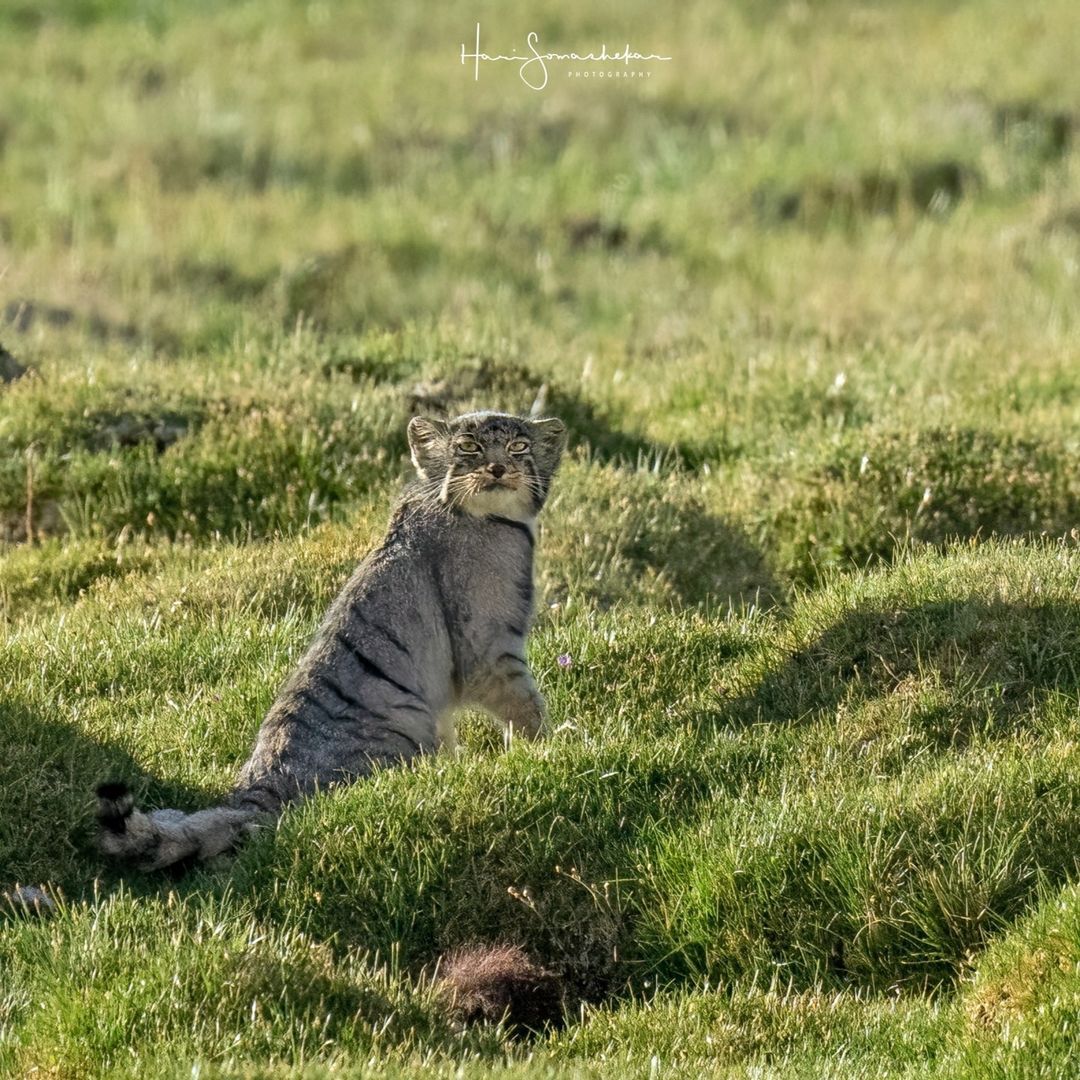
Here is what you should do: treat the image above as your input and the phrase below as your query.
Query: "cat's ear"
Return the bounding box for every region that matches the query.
[529,417,567,454]
[407,416,450,478]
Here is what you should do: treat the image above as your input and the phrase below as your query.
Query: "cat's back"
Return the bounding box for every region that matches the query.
[315,501,456,673]
[331,500,449,605]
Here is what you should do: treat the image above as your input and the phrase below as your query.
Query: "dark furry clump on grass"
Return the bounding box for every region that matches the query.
[436,943,565,1034]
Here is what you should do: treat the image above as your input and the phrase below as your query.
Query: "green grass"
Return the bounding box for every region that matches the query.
[3,0,1080,1075]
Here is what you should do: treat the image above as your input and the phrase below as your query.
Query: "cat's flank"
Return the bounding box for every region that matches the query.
[97,410,566,871]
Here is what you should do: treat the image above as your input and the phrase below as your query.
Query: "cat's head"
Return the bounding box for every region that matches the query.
[407,411,567,519]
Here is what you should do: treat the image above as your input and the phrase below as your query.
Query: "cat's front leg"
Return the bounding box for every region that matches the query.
[468,652,547,740]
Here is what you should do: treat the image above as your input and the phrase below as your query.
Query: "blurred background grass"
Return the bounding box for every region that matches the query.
[2,1,1080,1076]
[4,0,1080,600]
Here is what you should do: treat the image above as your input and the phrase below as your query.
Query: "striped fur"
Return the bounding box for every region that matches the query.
[97,411,566,871]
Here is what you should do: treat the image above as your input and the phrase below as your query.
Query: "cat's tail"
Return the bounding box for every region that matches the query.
[95,782,269,872]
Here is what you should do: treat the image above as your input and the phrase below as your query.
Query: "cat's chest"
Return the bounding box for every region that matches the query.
[439,524,534,625]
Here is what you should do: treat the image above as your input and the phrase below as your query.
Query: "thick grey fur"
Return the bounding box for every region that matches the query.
[97,410,566,871]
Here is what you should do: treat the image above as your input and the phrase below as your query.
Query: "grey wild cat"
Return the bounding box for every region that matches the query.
[97,410,566,871]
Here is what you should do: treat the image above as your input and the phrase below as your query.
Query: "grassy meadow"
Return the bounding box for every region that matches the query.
[3,0,1080,1074]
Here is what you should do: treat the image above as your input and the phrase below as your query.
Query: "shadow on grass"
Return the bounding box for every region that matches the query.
[626,597,1080,996]
[542,484,785,612]
[618,497,783,612]
[732,598,1080,737]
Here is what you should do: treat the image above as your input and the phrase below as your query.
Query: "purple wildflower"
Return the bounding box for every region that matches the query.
[557,653,573,669]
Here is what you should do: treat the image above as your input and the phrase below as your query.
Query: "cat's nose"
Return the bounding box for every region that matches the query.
[488,463,507,479]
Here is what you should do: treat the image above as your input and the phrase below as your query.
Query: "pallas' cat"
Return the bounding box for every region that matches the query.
[98,411,566,871]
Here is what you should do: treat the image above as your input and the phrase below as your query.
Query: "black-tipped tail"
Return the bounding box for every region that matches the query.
[96,781,134,835]
[95,784,261,871]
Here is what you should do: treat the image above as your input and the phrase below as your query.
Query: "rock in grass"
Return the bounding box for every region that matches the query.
[2,884,56,917]
[437,943,564,1034]
[0,342,27,383]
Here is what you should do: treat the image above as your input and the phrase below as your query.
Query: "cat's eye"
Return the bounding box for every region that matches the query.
[456,437,481,454]
[507,439,530,454]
